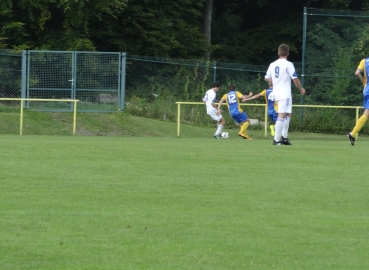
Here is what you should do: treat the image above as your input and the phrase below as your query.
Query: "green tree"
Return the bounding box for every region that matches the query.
[0,0,128,50]
[209,0,304,63]
[92,0,208,58]
[203,0,213,60]
[304,17,365,105]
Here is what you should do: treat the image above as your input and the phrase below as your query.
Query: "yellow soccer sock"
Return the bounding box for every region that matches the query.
[352,115,368,137]
[270,124,275,136]
[241,122,250,137]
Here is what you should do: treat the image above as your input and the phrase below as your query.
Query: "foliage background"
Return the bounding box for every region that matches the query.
[2,1,369,135]
[2,0,369,63]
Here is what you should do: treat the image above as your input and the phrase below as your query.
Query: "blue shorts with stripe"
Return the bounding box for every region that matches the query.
[268,111,278,123]
[364,95,369,109]
[231,112,248,124]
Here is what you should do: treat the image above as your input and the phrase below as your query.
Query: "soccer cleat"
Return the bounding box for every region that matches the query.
[347,133,355,146]
[214,134,221,139]
[273,140,282,145]
[238,133,252,140]
[238,132,246,138]
[270,125,275,136]
[281,136,292,145]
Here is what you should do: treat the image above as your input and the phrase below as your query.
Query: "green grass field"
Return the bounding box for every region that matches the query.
[1,117,369,269]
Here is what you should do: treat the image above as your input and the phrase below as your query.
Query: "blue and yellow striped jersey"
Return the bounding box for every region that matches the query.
[260,88,278,113]
[357,58,369,95]
[221,91,243,116]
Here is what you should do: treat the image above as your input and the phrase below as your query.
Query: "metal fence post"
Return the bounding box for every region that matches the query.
[21,50,27,100]
[213,61,217,82]
[120,52,127,111]
[300,7,307,123]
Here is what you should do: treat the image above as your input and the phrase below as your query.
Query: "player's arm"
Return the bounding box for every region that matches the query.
[355,59,365,86]
[217,99,224,111]
[239,91,253,101]
[211,101,218,110]
[217,98,226,114]
[202,93,207,104]
[242,93,260,102]
[355,68,364,85]
[292,78,305,95]
[265,66,272,83]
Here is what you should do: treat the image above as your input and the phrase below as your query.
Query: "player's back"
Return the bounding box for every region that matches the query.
[363,58,369,88]
[265,88,275,111]
[266,59,296,100]
[226,91,242,116]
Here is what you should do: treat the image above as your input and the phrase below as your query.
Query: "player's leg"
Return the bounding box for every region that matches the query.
[279,98,292,145]
[274,99,288,144]
[209,111,224,139]
[348,96,369,145]
[274,115,285,144]
[269,111,277,136]
[270,124,275,136]
[233,115,246,137]
[238,113,252,140]
[239,120,251,138]
[282,112,292,144]
[215,116,226,137]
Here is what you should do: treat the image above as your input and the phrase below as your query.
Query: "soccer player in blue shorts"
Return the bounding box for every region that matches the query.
[242,81,277,136]
[217,85,253,140]
[347,57,369,146]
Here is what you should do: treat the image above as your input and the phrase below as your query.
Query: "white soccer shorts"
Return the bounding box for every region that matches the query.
[208,110,223,121]
[277,98,292,113]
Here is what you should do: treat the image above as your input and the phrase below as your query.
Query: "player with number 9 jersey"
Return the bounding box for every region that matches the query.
[264,44,305,146]
[265,59,298,101]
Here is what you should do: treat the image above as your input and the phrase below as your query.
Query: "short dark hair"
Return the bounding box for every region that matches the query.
[228,85,236,91]
[213,81,221,88]
[278,44,289,56]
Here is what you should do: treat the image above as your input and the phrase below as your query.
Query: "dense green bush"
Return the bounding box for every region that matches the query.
[124,96,369,135]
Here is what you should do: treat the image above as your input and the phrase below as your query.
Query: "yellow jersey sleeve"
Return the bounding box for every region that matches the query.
[357,59,365,71]
[236,91,243,99]
[357,59,367,86]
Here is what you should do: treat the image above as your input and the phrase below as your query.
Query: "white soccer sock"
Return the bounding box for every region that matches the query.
[274,118,284,142]
[282,116,290,138]
[215,124,223,135]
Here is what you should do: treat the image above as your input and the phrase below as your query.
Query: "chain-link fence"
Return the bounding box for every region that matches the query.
[125,54,267,100]
[302,8,369,107]
[124,55,269,126]
[0,49,22,105]
[26,51,125,112]
[2,7,368,115]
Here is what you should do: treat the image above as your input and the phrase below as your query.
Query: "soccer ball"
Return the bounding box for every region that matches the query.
[221,132,229,139]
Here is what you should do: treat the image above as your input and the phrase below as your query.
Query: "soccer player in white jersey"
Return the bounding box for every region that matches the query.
[265,44,306,145]
[203,81,226,139]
